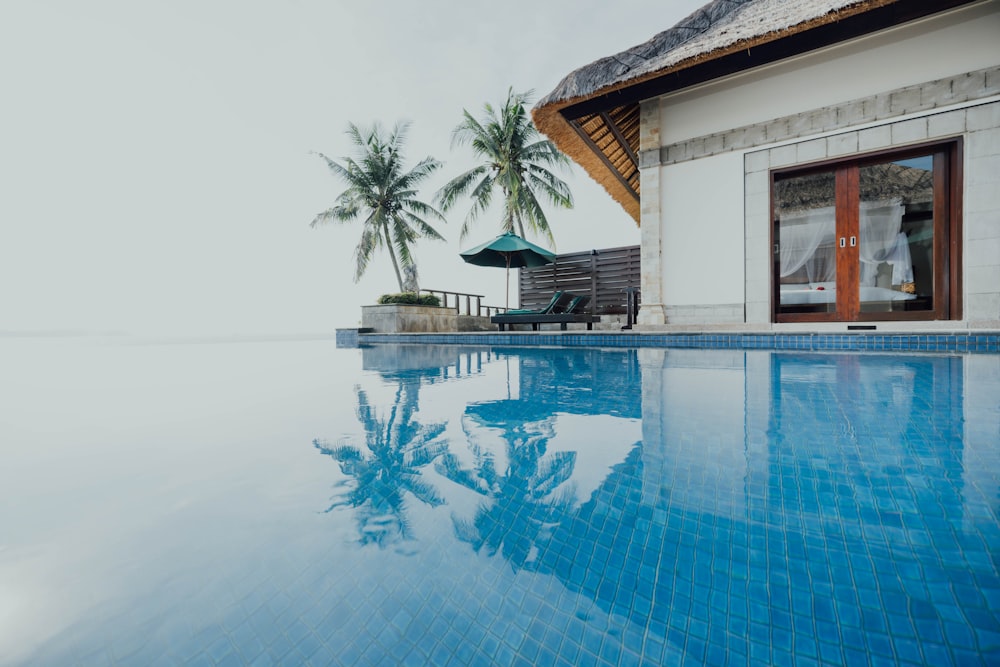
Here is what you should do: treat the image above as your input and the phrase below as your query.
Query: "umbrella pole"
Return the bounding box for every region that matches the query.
[505,254,510,310]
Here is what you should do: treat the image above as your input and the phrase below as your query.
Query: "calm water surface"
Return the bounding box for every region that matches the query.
[1,338,998,666]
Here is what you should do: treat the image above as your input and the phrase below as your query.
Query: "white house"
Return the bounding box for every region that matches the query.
[534,0,1000,330]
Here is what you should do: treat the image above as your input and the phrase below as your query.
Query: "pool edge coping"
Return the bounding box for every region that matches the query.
[335,329,1000,353]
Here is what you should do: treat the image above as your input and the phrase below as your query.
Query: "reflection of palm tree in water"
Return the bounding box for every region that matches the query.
[315,378,446,548]
[436,416,576,571]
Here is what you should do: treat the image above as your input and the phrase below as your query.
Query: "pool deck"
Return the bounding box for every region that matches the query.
[336,328,1000,353]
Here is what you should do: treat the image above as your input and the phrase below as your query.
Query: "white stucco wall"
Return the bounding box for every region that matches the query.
[660,152,745,307]
[658,1,1000,145]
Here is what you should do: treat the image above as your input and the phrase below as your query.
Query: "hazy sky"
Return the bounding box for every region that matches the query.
[1,0,706,336]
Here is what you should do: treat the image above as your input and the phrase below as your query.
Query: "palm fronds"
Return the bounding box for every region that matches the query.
[314,382,449,549]
[311,121,446,291]
[437,89,573,242]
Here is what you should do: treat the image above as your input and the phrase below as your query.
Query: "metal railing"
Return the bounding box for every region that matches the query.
[420,289,507,317]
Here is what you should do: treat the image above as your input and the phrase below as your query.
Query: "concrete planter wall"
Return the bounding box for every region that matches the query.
[361,304,458,333]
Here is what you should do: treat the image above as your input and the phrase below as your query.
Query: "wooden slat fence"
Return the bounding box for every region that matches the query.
[518,245,640,314]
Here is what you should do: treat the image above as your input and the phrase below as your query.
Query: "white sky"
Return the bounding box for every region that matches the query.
[1,0,705,336]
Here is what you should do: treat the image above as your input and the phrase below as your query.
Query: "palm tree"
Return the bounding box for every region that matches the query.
[436,89,573,244]
[311,121,446,292]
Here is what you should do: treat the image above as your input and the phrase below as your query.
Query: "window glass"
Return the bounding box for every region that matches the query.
[774,170,837,314]
[772,143,954,323]
[857,156,934,313]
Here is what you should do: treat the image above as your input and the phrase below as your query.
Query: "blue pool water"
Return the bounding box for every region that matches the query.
[2,339,998,665]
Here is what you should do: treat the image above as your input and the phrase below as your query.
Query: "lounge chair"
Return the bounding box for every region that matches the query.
[491,293,600,331]
[564,294,591,314]
[503,291,572,315]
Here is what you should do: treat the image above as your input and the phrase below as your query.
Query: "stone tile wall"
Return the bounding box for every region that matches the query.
[638,65,1000,328]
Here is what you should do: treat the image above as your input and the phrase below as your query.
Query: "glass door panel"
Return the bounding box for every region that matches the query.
[857,155,934,314]
[774,170,837,315]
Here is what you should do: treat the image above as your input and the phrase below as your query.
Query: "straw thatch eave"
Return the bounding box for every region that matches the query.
[532,0,978,225]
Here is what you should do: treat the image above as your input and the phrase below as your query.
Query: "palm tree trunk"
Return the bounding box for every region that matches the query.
[502,185,517,236]
[382,225,405,292]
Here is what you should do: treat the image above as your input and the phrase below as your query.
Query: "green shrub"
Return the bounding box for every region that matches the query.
[377,292,441,306]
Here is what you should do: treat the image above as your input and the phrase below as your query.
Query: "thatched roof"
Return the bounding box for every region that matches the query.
[532,0,972,224]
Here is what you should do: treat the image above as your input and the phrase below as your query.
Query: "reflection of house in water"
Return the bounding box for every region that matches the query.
[490,349,999,659]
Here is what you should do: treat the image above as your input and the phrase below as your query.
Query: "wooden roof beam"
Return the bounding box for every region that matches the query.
[569,117,640,203]
[601,109,639,167]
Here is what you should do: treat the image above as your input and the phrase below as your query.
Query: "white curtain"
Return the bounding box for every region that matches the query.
[779,200,911,287]
[859,199,906,285]
[884,232,915,284]
[778,206,836,281]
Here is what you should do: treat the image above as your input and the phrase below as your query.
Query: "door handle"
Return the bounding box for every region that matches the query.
[839,237,846,248]
[850,236,857,247]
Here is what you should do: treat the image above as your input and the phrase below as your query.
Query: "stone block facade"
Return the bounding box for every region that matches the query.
[639,65,1000,329]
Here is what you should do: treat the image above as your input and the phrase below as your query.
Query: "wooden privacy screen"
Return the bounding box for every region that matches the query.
[518,245,640,313]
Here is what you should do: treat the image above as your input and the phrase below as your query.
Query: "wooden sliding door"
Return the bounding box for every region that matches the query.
[772,141,961,323]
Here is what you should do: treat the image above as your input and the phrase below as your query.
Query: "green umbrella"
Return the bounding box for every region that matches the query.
[460,232,556,309]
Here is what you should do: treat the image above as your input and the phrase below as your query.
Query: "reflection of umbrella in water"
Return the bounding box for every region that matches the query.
[460,231,555,309]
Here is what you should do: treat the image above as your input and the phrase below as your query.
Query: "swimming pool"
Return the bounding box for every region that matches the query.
[2,339,998,665]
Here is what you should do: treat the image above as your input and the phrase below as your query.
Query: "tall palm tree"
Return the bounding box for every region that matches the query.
[436,89,573,244]
[311,121,446,292]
